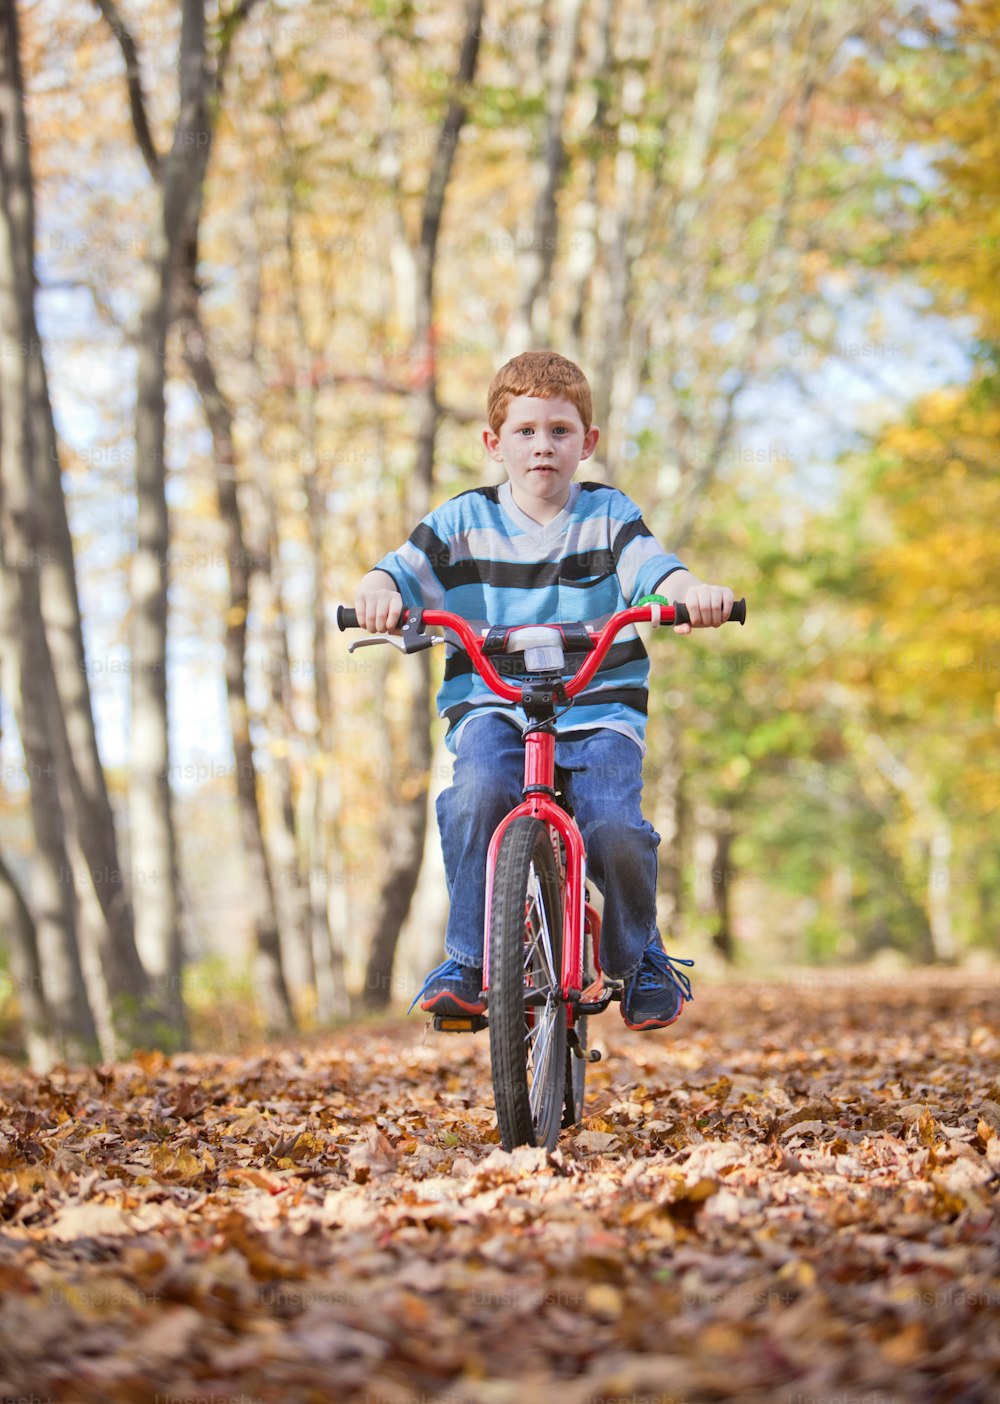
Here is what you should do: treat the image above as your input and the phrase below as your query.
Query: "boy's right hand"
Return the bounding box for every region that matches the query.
[355,572,405,633]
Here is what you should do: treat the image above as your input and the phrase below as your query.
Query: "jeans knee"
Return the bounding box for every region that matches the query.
[585,815,658,869]
[439,748,521,833]
[439,770,519,830]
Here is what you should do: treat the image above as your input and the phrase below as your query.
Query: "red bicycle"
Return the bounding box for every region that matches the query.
[337,597,746,1150]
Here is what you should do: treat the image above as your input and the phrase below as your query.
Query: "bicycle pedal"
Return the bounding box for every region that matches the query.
[575,974,624,1015]
[432,1014,488,1034]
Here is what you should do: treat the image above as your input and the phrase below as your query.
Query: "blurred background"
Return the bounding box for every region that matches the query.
[0,0,996,1067]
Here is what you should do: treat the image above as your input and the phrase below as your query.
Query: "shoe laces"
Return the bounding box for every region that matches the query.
[407,957,472,1014]
[629,945,695,1004]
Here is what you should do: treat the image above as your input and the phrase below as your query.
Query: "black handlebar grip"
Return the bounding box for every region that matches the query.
[337,606,359,630]
[671,597,746,627]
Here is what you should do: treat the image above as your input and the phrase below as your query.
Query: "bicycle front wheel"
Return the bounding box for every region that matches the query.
[488,816,566,1151]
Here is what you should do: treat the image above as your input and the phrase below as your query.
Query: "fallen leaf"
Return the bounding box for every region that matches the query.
[571,1131,620,1155]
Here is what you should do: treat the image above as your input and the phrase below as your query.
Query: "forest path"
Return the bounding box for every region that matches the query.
[1,970,998,1403]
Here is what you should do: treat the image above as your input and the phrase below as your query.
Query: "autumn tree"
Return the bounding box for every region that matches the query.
[1,0,161,1063]
[833,0,1000,957]
[94,0,296,1034]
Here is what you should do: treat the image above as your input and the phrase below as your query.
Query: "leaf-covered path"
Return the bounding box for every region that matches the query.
[1,971,998,1404]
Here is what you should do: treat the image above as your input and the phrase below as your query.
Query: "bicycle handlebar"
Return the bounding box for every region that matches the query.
[336,598,746,703]
[336,599,745,632]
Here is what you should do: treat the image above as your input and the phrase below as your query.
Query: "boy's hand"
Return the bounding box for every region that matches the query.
[355,571,404,633]
[675,583,735,635]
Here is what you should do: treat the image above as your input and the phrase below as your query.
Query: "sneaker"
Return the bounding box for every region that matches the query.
[408,958,486,1017]
[621,943,694,1031]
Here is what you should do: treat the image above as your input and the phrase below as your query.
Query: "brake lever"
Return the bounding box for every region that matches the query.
[347,634,443,655]
[347,635,406,653]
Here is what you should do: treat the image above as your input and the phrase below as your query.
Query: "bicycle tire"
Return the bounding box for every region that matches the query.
[488,816,567,1151]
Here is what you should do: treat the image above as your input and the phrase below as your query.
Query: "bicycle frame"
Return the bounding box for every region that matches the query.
[482,728,589,1004]
[415,603,681,1012]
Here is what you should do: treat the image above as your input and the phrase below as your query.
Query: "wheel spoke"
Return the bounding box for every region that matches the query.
[522,863,561,1117]
[527,998,561,1121]
[523,865,559,990]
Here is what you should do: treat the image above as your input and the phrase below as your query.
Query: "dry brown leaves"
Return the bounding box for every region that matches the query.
[0,970,998,1404]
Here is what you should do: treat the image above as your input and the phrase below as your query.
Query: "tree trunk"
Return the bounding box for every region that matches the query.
[710,820,735,963]
[30,334,155,1044]
[128,0,218,1035]
[589,1,657,472]
[398,728,453,999]
[0,0,99,1062]
[0,842,56,1071]
[262,60,348,1020]
[975,866,992,948]
[0,611,96,1060]
[507,0,584,352]
[241,403,316,1001]
[362,0,484,1009]
[651,722,686,943]
[24,224,149,1031]
[362,653,433,1008]
[209,166,315,1006]
[3,0,150,1046]
[927,821,955,963]
[63,824,119,1060]
[860,729,957,963]
[256,506,314,995]
[694,804,736,963]
[301,459,348,1018]
[179,299,296,1035]
[100,0,262,1032]
[566,0,611,362]
[831,861,857,958]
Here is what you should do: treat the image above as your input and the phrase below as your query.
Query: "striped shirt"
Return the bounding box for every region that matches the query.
[374,480,685,752]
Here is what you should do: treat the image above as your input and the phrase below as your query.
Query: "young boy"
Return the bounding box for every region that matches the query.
[355,351,734,1030]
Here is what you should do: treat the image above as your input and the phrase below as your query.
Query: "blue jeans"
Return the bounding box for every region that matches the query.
[436,712,660,980]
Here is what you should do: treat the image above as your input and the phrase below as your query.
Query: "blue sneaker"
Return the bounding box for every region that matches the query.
[408,958,486,1017]
[621,943,694,1030]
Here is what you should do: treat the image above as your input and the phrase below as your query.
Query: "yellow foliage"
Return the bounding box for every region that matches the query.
[863,375,1000,816]
[910,0,1000,336]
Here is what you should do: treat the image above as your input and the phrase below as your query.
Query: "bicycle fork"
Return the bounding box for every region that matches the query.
[482,728,615,1049]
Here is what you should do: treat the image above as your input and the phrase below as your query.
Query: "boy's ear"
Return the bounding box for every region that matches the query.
[483,427,503,461]
[580,426,600,460]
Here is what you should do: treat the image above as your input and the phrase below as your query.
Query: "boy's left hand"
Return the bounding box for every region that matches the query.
[675,584,735,635]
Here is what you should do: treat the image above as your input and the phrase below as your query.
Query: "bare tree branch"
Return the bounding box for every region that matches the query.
[92,0,162,182]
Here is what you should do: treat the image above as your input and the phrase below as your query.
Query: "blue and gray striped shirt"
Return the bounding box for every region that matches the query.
[374,480,685,752]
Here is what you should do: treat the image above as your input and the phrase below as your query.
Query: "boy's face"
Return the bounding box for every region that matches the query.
[483,394,600,524]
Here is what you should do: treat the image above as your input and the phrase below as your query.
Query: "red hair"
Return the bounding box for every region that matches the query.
[487,351,593,434]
